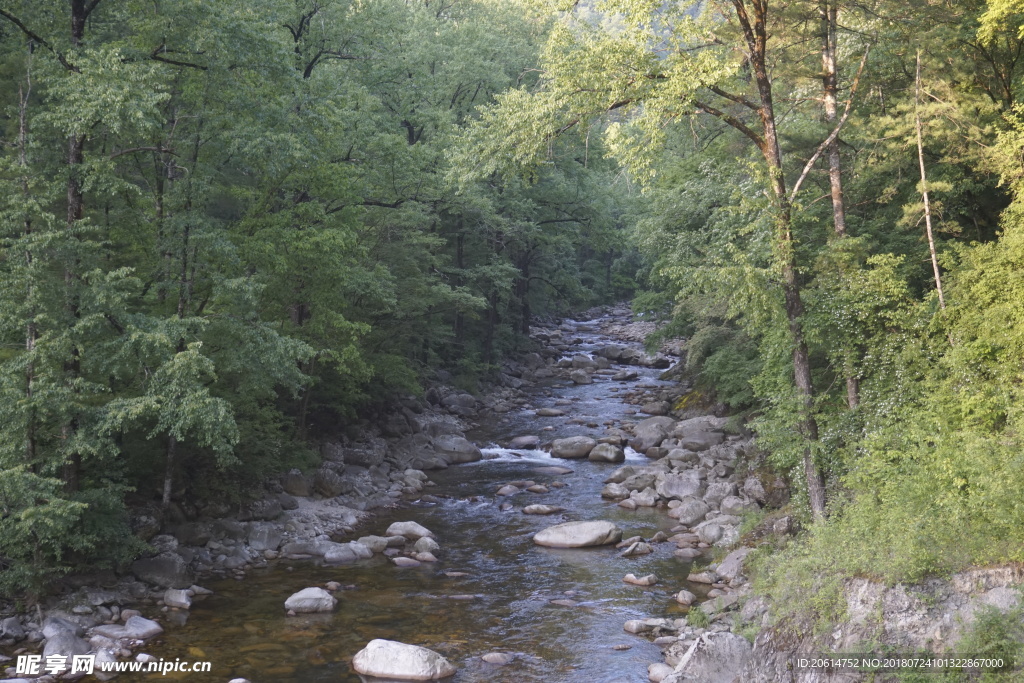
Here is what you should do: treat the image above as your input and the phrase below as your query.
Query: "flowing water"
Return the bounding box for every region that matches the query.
[118,321,703,683]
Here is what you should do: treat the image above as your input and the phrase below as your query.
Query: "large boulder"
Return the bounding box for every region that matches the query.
[441,393,477,417]
[716,547,753,582]
[281,469,310,497]
[432,435,482,464]
[387,521,435,541]
[533,521,622,548]
[672,415,728,439]
[550,436,597,459]
[656,471,705,501]
[569,369,593,385]
[131,552,193,588]
[247,522,283,552]
[284,587,336,613]
[42,632,90,660]
[703,482,738,509]
[588,443,625,463]
[630,416,676,453]
[352,639,457,681]
[679,431,726,452]
[668,497,711,526]
[509,435,541,449]
[664,632,751,683]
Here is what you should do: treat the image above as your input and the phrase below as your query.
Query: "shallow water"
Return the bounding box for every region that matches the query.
[117,322,701,683]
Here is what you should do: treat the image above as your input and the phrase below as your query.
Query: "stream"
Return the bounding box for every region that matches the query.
[120,319,703,683]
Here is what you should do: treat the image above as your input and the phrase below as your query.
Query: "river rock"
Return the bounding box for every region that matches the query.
[604,465,637,484]
[649,662,676,683]
[358,535,390,553]
[601,482,630,500]
[679,431,726,451]
[623,573,658,586]
[663,632,751,683]
[131,552,193,588]
[284,587,336,613]
[630,416,675,453]
[721,495,758,515]
[42,631,90,660]
[675,589,697,606]
[717,547,753,581]
[247,522,283,552]
[569,369,593,384]
[641,401,671,416]
[387,521,435,541]
[281,469,311,497]
[697,523,723,544]
[674,547,702,560]
[703,482,737,509]
[413,537,440,554]
[742,475,767,504]
[481,652,514,665]
[550,436,597,459]
[621,541,654,557]
[613,368,639,381]
[631,487,658,507]
[523,504,565,515]
[432,435,482,464]
[509,435,541,449]
[536,408,565,417]
[496,485,520,496]
[588,443,625,463]
[163,589,191,609]
[656,471,704,501]
[352,639,457,680]
[668,496,711,526]
[392,557,422,568]
[533,520,622,548]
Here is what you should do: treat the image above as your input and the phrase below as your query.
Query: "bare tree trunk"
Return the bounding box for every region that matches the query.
[915,51,945,309]
[19,70,38,465]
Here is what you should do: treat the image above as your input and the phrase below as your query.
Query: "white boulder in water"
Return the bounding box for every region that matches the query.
[352,639,457,680]
[533,520,622,548]
[284,587,336,613]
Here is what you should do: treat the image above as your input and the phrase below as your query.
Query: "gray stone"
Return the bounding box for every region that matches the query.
[550,436,597,459]
[588,443,625,463]
[314,468,348,497]
[386,521,435,541]
[569,369,593,384]
[352,639,456,680]
[703,482,737,509]
[413,537,440,554]
[717,547,753,581]
[432,435,482,464]
[721,495,758,516]
[509,435,541,449]
[656,471,705,501]
[1,616,25,641]
[131,552,193,588]
[630,416,676,453]
[244,498,283,521]
[535,408,566,417]
[358,535,390,553]
[124,616,163,640]
[247,523,283,552]
[601,482,631,500]
[697,523,723,544]
[284,587,336,613]
[630,487,658,507]
[675,589,697,606]
[523,504,565,515]
[668,497,711,526]
[679,431,726,452]
[533,520,622,548]
[42,632,90,660]
[163,589,191,609]
[742,476,767,504]
[281,469,310,497]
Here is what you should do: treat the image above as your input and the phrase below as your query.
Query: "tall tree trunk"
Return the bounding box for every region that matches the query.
[915,51,945,309]
[19,72,38,466]
[738,0,828,518]
[820,0,859,408]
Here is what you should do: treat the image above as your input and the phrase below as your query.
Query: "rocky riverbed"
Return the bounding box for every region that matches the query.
[2,306,1019,683]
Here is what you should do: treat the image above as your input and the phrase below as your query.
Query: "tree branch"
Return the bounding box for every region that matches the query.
[150,44,207,70]
[692,99,766,150]
[708,85,760,111]
[0,10,78,71]
[109,146,175,160]
[789,44,871,202]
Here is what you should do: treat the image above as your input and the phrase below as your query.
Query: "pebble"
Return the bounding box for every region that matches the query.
[481,652,514,665]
